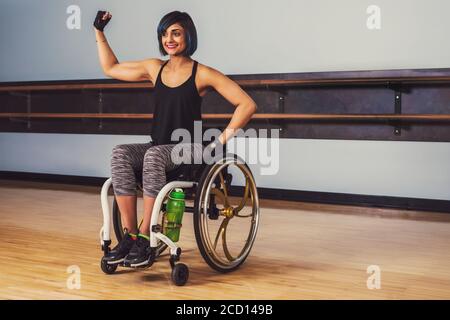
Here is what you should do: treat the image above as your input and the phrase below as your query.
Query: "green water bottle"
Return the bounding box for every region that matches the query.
[165,188,185,242]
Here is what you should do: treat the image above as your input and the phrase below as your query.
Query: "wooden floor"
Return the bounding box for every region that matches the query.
[1,178,450,300]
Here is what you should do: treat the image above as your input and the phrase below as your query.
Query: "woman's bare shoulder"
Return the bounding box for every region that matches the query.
[196,62,225,80]
[144,58,166,84]
[197,62,216,73]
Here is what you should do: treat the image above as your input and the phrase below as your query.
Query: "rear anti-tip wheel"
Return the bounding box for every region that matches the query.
[171,263,189,286]
[100,257,118,274]
[194,154,260,273]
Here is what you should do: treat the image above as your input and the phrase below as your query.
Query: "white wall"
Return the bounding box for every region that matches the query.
[1,1,449,202]
[1,0,450,82]
[0,133,149,178]
[1,133,449,201]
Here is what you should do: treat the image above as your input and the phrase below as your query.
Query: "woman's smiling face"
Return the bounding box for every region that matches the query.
[162,23,186,56]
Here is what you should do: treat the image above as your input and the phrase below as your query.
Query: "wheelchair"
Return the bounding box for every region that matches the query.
[99,152,260,286]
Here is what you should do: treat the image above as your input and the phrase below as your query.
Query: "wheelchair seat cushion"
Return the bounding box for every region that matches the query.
[134,163,206,186]
[166,163,205,182]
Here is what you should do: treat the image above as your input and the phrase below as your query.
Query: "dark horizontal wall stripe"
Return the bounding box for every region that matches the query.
[0,171,106,186]
[1,171,449,214]
[2,68,450,141]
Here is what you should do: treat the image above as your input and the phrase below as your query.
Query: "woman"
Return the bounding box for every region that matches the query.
[94,10,257,267]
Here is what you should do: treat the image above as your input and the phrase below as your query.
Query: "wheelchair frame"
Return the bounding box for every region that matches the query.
[99,154,260,286]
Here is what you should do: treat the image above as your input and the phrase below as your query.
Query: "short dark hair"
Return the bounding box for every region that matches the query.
[157,11,198,57]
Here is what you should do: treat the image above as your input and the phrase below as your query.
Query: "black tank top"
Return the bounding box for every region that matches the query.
[151,60,202,146]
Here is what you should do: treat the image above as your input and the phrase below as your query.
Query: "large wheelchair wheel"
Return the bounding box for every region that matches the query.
[194,154,260,273]
[112,185,168,258]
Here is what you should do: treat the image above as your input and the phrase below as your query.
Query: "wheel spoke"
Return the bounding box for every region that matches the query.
[213,217,229,250]
[219,171,229,199]
[221,220,235,261]
[211,187,229,207]
[234,177,252,217]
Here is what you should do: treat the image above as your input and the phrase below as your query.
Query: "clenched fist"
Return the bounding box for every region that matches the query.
[93,10,112,32]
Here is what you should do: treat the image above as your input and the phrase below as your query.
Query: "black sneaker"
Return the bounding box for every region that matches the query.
[124,235,152,268]
[103,230,136,264]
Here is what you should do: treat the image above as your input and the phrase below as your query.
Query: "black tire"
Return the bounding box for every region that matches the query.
[193,154,260,273]
[171,263,189,286]
[100,257,118,274]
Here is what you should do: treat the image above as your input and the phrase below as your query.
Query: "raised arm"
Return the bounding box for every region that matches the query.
[93,11,153,82]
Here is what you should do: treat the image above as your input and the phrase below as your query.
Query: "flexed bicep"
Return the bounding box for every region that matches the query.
[106,60,151,82]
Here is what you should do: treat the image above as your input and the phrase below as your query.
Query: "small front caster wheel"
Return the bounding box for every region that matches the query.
[171,263,189,286]
[101,257,118,274]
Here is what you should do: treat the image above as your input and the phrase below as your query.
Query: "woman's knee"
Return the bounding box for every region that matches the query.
[142,147,168,196]
[111,144,129,159]
[143,146,157,158]
[143,146,167,166]
[111,145,136,170]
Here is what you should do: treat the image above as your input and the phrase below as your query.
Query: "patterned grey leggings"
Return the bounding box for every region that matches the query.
[111,142,204,197]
